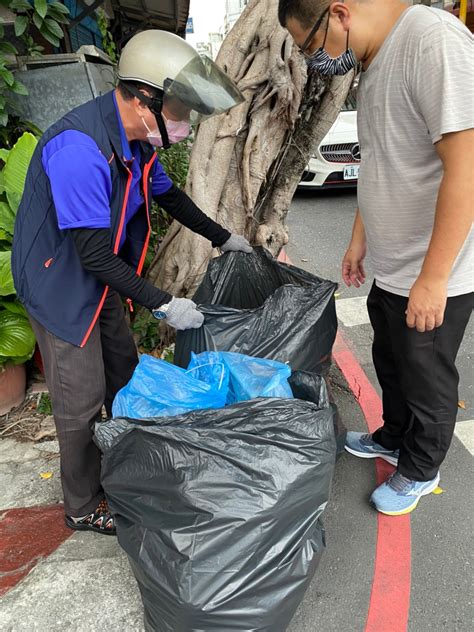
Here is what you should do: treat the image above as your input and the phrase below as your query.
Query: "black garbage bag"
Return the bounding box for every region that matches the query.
[289,370,346,455]
[288,371,330,407]
[174,247,338,374]
[95,396,336,632]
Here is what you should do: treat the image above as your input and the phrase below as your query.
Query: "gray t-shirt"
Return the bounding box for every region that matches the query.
[357,5,473,297]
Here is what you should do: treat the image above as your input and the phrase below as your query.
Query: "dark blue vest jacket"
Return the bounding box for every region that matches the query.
[12,91,157,347]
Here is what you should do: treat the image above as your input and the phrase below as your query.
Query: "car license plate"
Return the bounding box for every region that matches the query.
[343,165,359,180]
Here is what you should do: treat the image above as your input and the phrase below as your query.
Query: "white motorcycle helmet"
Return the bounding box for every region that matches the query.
[117,30,244,147]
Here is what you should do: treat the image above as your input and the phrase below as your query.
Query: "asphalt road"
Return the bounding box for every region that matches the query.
[286,188,474,632]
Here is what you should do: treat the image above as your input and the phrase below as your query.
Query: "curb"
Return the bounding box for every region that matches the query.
[333,331,411,632]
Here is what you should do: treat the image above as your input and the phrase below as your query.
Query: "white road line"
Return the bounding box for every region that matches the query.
[336,296,370,327]
[454,419,474,456]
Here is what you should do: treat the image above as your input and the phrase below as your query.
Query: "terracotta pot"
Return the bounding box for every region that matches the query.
[0,363,27,416]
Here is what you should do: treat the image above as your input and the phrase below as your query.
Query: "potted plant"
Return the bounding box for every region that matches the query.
[0,131,37,414]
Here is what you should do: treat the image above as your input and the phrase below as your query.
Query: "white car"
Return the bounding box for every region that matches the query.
[299,95,359,189]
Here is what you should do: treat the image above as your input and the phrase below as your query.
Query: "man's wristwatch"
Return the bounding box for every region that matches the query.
[152,302,171,320]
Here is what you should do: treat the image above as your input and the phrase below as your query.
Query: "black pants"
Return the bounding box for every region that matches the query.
[367,283,473,481]
[29,291,138,516]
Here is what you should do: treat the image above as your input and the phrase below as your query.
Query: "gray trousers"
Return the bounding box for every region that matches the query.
[29,291,138,517]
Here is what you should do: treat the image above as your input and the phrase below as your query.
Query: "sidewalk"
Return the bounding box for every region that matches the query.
[0,435,145,630]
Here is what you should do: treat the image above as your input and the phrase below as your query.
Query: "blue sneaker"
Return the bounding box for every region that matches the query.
[371,471,440,516]
[345,432,399,466]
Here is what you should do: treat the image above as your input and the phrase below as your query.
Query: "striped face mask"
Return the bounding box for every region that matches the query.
[305,13,357,76]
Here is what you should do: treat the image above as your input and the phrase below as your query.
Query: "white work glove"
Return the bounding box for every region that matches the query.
[162,298,204,331]
[220,233,253,254]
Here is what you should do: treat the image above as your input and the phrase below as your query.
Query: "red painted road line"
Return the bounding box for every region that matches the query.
[333,332,411,632]
[0,504,71,596]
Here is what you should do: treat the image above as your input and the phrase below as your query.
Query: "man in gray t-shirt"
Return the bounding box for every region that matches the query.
[279,0,473,516]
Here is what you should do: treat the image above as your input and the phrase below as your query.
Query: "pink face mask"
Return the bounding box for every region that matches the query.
[142,115,190,147]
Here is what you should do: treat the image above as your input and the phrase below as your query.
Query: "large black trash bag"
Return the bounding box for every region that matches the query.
[174,247,338,374]
[96,397,336,632]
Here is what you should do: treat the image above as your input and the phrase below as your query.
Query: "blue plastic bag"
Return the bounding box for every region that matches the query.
[187,351,293,404]
[112,354,229,419]
[112,352,293,420]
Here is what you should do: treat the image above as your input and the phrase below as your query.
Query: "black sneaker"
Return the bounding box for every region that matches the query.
[65,499,116,535]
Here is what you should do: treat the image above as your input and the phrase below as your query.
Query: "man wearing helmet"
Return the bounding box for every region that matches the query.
[12,30,251,535]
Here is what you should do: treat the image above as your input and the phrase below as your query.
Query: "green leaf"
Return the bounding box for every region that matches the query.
[34,0,47,20]
[0,299,27,317]
[23,119,43,137]
[2,133,37,213]
[48,5,69,24]
[6,191,21,214]
[10,352,34,365]
[9,0,34,10]
[38,26,60,48]
[3,98,21,116]
[32,10,44,31]
[43,17,63,40]
[49,2,70,15]
[14,15,29,37]
[0,148,9,162]
[0,66,14,86]
[47,6,69,24]
[0,110,7,127]
[29,47,44,57]
[0,42,18,55]
[10,80,28,96]
[0,250,14,296]
[0,201,15,234]
[0,229,11,244]
[0,311,36,361]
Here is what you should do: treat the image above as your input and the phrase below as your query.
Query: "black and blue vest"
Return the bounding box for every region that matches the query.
[12,91,157,347]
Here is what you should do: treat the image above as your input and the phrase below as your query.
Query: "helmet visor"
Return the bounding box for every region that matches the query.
[163,55,245,125]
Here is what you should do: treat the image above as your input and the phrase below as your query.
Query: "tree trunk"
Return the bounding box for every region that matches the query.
[146,0,353,298]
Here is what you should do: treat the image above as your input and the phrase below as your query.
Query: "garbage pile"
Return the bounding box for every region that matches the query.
[96,249,343,632]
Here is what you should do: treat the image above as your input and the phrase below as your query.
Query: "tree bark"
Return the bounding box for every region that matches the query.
[146,0,353,298]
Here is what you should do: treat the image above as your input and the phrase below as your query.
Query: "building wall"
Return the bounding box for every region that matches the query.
[225,0,248,34]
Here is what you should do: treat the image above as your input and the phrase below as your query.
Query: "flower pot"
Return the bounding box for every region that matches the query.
[0,363,27,416]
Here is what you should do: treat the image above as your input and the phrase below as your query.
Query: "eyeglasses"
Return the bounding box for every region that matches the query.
[299,7,330,57]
